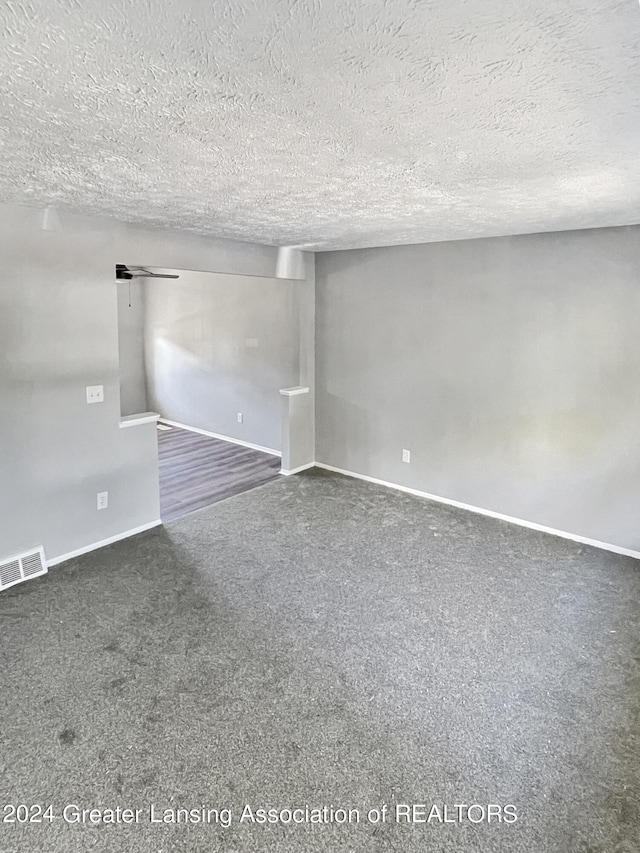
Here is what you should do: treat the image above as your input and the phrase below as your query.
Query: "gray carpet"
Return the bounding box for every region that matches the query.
[1,469,639,853]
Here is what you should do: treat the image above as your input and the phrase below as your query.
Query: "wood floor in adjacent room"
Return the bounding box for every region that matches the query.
[157,423,281,522]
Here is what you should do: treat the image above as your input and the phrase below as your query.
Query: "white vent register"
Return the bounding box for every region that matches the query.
[0,547,47,592]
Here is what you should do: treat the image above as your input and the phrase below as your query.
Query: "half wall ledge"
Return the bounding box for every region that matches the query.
[279,386,310,396]
[119,412,160,429]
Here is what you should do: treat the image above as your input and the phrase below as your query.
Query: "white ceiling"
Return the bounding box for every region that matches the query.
[2,0,640,250]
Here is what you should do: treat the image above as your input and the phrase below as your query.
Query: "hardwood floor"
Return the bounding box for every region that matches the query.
[157,424,281,522]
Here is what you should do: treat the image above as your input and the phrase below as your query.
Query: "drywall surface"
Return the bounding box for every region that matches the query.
[293,250,316,465]
[281,391,314,473]
[0,202,279,563]
[143,271,300,451]
[3,1,640,249]
[117,280,148,416]
[316,227,640,550]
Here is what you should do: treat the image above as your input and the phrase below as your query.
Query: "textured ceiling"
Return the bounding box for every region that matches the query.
[2,0,640,250]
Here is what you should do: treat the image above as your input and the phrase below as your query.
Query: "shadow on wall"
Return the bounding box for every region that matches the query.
[148,334,264,425]
[137,270,300,452]
[318,394,373,474]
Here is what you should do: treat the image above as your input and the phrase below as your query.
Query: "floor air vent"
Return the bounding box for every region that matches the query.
[0,547,47,592]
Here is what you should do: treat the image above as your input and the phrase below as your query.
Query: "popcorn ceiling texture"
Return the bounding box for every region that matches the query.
[2,0,640,250]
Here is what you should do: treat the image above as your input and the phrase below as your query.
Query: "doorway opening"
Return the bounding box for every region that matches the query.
[116,264,300,522]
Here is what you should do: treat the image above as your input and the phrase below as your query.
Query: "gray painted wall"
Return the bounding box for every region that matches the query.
[316,227,640,551]
[143,271,299,451]
[0,203,279,563]
[117,280,148,416]
[279,249,316,471]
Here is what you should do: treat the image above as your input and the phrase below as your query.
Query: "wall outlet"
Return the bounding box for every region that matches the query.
[402,449,411,463]
[237,413,243,423]
[97,491,108,510]
[86,385,104,404]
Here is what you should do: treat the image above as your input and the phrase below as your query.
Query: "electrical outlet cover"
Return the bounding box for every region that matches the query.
[86,385,104,404]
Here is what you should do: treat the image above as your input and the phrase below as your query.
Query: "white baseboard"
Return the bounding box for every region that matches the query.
[158,418,281,457]
[280,461,316,476]
[47,520,163,567]
[315,462,640,561]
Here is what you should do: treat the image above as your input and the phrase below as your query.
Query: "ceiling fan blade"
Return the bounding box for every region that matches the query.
[130,272,180,279]
[116,264,179,280]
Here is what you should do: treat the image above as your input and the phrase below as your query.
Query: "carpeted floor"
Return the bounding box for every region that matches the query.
[1,469,639,853]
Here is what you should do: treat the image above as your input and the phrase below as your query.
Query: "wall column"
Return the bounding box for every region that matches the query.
[279,386,313,475]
